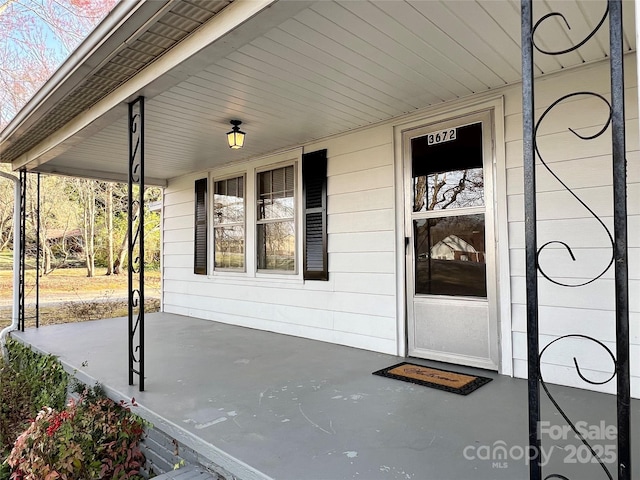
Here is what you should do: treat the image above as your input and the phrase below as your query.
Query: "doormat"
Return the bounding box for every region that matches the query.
[372,362,492,395]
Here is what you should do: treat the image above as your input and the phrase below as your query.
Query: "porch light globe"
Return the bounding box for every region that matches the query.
[227,120,245,149]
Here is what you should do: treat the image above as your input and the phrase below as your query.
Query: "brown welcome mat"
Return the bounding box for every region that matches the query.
[372,362,492,395]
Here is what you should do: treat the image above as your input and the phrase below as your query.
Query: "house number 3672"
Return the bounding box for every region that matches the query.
[427,128,457,146]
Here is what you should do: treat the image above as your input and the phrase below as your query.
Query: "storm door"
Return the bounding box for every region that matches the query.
[404,110,498,370]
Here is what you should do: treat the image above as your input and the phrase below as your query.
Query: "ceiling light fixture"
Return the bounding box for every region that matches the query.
[227,120,245,149]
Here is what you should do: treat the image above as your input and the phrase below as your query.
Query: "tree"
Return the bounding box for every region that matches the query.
[20,173,77,275]
[111,186,162,274]
[0,1,168,279]
[0,0,117,129]
[0,164,16,251]
[0,171,162,278]
[414,169,484,212]
[71,178,97,277]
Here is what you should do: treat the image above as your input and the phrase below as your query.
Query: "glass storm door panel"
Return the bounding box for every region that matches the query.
[413,214,486,297]
[404,111,498,370]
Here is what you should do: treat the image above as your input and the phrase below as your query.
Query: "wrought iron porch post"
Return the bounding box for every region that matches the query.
[521,2,541,478]
[18,170,27,332]
[128,96,145,392]
[609,2,631,477]
[522,0,631,478]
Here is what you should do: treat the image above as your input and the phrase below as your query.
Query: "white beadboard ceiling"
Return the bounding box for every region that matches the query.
[13,0,637,184]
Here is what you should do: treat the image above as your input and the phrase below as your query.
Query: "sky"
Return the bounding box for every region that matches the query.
[0,0,118,129]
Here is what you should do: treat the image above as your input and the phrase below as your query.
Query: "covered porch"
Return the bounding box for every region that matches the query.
[1,1,639,478]
[12,314,639,480]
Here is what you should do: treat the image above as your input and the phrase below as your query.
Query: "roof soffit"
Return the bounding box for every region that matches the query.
[1,0,232,163]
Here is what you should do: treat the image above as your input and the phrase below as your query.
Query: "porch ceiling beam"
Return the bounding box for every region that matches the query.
[35,163,167,187]
[10,0,282,173]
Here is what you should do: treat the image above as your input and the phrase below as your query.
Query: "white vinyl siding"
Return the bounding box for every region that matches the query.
[504,55,640,397]
[163,128,397,354]
[162,54,639,396]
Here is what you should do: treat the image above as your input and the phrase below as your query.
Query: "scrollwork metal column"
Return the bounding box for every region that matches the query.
[128,96,145,392]
[18,170,26,332]
[522,1,631,479]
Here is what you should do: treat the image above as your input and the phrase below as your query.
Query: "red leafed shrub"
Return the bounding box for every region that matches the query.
[5,387,145,480]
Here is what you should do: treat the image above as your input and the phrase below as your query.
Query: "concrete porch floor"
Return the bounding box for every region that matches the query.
[12,313,640,480]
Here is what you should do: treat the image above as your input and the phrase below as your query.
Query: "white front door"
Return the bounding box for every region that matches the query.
[404,110,498,370]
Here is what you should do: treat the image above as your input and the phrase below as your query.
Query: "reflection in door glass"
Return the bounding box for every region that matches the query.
[414,214,486,297]
[412,122,484,212]
[413,168,484,211]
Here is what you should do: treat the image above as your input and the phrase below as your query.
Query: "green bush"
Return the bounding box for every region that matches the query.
[6,386,145,479]
[0,339,146,479]
[0,339,68,458]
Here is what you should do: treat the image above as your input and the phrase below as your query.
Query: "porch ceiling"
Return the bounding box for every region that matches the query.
[7,0,636,184]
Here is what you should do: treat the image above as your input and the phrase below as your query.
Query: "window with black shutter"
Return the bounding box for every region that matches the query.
[194,178,207,275]
[302,149,328,280]
[257,165,296,271]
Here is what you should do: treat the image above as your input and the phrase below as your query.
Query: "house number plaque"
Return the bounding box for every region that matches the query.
[426,127,457,146]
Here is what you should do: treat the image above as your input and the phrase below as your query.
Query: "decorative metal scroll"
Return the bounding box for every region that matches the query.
[128,96,145,392]
[17,171,41,331]
[18,170,26,332]
[522,1,630,479]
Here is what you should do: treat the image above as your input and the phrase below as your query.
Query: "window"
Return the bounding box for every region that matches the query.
[257,165,295,271]
[411,122,486,297]
[202,150,327,277]
[213,176,245,270]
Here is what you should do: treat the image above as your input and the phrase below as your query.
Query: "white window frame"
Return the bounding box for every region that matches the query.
[255,161,298,275]
[206,149,303,282]
[212,173,246,273]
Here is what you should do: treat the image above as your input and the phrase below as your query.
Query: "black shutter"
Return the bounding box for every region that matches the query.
[194,178,207,275]
[302,149,328,280]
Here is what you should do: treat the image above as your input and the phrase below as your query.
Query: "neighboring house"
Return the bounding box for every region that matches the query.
[0,0,637,398]
[430,235,484,263]
[46,228,84,255]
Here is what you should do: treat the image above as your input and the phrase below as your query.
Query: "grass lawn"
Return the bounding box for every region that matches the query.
[0,266,160,297]
[0,251,13,269]
[0,266,161,330]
